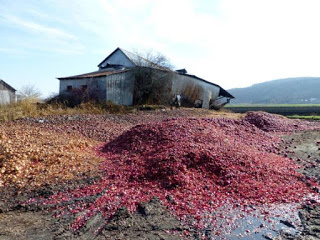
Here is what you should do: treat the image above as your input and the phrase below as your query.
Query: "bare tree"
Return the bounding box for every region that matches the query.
[132,50,174,105]
[18,84,41,100]
[132,49,174,70]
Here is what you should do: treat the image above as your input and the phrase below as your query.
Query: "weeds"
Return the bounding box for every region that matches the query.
[0,100,131,122]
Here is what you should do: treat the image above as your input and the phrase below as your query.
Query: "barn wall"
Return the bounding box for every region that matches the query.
[0,90,11,104]
[0,91,16,105]
[59,72,134,105]
[59,77,106,99]
[59,71,221,108]
[105,71,134,105]
[99,49,135,69]
[9,91,16,103]
[0,81,16,105]
[171,74,220,109]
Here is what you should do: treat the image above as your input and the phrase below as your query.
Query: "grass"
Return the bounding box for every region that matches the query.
[0,99,131,122]
[225,104,320,116]
[287,115,320,120]
[226,104,320,107]
[138,104,166,111]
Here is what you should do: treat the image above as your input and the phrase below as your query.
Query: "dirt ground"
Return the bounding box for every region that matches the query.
[0,114,319,240]
[0,190,192,240]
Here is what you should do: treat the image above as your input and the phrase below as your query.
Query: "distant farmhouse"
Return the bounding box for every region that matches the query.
[58,48,234,109]
[0,79,17,105]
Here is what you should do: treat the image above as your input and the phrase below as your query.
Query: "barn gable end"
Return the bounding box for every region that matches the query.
[98,48,135,70]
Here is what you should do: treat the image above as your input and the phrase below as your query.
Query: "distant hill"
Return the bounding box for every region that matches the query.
[228,77,320,104]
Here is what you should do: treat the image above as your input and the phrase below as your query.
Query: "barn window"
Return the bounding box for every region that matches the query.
[81,85,88,91]
[66,85,72,92]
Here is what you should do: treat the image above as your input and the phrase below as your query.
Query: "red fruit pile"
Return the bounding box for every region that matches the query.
[29,116,319,231]
[244,111,320,132]
[101,118,310,201]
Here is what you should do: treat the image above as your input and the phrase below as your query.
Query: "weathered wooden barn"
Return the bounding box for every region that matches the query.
[0,80,17,105]
[58,48,234,108]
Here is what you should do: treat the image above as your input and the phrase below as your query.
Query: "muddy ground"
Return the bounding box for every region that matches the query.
[0,189,192,240]
[279,131,320,240]
[0,129,319,239]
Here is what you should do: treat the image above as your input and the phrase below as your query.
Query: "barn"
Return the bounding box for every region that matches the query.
[0,80,17,105]
[58,48,234,108]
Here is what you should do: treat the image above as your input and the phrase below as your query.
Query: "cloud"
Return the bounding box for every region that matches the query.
[0,1,84,56]
[0,47,29,56]
[2,14,76,40]
[62,0,320,88]
[2,0,320,91]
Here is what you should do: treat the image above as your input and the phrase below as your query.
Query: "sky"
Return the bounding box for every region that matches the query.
[1,0,320,97]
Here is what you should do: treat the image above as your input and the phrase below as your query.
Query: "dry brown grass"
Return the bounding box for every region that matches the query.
[0,99,40,121]
[0,100,131,122]
[0,99,240,122]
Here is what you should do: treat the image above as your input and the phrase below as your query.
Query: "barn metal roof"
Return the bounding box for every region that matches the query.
[58,69,129,80]
[0,79,16,92]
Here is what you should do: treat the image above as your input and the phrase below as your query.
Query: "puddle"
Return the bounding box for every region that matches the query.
[200,202,301,239]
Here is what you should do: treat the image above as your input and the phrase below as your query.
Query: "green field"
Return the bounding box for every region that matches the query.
[287,115,320,120]
[226,104,320,117]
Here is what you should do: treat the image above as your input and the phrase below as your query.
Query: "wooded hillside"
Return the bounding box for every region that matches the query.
[229,77,320,104]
